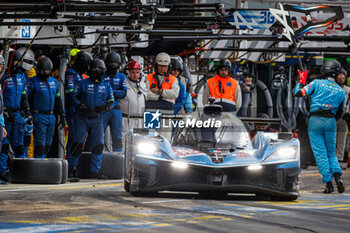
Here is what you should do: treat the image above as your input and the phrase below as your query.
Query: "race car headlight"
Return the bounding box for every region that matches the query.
[136,142,163,157]
[172,161,188,169]
[263,147,298,163]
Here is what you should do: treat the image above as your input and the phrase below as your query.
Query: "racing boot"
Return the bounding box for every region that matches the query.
[334,173,345,193]
[90,172,108,180]
[0,172,9,182]
[323,181,334,193]
[68,166,80,182]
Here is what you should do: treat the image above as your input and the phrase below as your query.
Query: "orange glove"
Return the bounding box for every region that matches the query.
[297,69,308,85]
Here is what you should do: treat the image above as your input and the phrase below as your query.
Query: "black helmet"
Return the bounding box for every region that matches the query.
[37,57,53,81]
[9,50,22,62]
[217,59,231,71]
[106,52,121,66]
[339,68,348,77]
[90,59,106,71]
[321,60,341,78]
[89,59,106,83]
[73,51,93,75]
[8,50,22,74]
[105,52,121,76]
[170,58,183,72]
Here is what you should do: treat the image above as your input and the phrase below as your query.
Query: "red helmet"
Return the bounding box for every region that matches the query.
[127,61,141,70]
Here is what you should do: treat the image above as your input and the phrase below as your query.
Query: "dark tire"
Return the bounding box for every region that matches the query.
[61,159,68,184]
[124,179,130,192]
[9,158,63,184]
[77,152,124,179]
[100,152,124,179]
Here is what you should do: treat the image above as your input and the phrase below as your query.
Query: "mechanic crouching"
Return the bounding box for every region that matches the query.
[206,59,242,113]
[26,57,65,158]
[69,59,114,181]
[102,52,127,152]
[294,60,345,193]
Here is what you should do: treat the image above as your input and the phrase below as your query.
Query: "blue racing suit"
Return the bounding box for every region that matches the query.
[27,76,62,158]
[0,85,4,174]
[102,72,127,152]
[0,71,28,174]
[21,70,33,156]
[174,79,186,115]
[294,79,345,183]
[70,78,114,173]
[65,68,84,159]
[184,77,193,113]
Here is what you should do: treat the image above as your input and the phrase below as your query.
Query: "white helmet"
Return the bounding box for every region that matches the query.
[16,47,35,71]
[155,52,171,66]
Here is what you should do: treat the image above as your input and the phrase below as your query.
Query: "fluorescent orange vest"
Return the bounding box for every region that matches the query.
[207,74,238,102]
[147,72,176,90]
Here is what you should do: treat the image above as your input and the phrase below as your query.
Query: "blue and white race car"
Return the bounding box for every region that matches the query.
[124,104,301,200]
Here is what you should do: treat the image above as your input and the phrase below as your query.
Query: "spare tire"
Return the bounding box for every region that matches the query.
[9,158,67,184]
[77,152,124,179]
[61,159,68,184]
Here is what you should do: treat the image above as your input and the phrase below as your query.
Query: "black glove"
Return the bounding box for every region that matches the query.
[58,114,66,129]
[3,108,16,122]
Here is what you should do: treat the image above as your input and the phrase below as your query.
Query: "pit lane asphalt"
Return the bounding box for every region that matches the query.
[0,166,349,233]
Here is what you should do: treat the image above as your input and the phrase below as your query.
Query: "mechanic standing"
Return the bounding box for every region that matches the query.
[294,60,345,193]
[69,59,114,180]
[65,51,92,167]
[0,50,32,183]
[205,59,242,112]
[145,52,179,141]
[335,69,350,163]
[16,47,35,157]
[0,55,8,184]
[26,57,65,158]
[170,58,193,115]
[102,52,127,152]
[120,60,146,130]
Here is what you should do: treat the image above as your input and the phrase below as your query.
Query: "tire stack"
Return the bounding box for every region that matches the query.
[9,158,68,184]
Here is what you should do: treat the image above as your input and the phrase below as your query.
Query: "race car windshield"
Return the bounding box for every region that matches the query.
[173,125,252,151]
